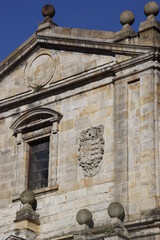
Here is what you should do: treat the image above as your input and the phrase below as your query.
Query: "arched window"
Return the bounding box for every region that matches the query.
[11,108,62,199]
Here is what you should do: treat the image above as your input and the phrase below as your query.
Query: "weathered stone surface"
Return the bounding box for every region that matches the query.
[42,4,55,18]
[15,203,40,223]
[1,2,160,240]
[76,209,93,228]
[108,202,125,222]
[78,125,104,177]
[120,10,135,26]
[144,1,159,17]
[20,190,35,205]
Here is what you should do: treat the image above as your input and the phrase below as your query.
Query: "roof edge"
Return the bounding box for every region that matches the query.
[0,29,154,80]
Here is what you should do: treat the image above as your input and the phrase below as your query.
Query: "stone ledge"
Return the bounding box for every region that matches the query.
[12,184,59,202]
[51,216,160,240]
[0,32,152,81]
[51,235,74,240]
[14,219,40,233]
[0,63,114,114]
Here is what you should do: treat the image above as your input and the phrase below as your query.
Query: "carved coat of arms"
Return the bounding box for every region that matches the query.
[78,125,105,177]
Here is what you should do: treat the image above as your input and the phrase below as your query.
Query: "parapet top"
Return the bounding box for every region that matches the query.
[40,1,159,32]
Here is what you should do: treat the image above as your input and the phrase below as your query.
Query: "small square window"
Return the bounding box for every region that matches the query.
[28,138,49,190]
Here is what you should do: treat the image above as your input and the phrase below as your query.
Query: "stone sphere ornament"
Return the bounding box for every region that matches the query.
[120,10,135,26]
[20,190,35,205]
[108,202,125,222]
[42,4,55,18]
[76,209,93,226]
[144,1,159,17]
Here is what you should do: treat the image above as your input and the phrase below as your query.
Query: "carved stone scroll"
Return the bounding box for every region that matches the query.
[78,125,104,177]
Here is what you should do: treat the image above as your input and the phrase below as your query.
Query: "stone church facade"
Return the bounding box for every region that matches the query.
[1,1,160,239]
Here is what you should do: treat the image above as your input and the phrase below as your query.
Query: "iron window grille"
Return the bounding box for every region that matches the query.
[28,138,49,190]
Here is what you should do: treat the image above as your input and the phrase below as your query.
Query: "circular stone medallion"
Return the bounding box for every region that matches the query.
[25,53,56,88]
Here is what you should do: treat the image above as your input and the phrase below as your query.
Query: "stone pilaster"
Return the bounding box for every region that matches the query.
[114,79,128,214]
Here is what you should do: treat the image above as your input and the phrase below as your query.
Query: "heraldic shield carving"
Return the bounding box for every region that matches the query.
[78,125,105,177]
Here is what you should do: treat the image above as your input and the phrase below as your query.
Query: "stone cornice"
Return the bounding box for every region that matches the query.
[0,62,114,112]
[0,34,37,79]
[44,215,160,240]
[114,52,160,81]
[0,32,153,80]
[113,51,160,81]
[36,33,152,54]
[0,50,159,113]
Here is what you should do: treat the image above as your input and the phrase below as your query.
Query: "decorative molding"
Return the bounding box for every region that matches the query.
[78,125,105,177]
[10,108,62,135]
[10,108,62,198]
[24,52,57,89]
[0,32,153,81]
[0,51,158,114]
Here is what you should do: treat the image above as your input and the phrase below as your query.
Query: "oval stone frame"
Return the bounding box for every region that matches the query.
[24,51,57,89]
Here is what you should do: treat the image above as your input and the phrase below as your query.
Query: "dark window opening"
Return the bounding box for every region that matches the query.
[28,138,49,190]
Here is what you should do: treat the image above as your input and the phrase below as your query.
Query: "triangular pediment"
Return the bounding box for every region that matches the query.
[0,47,114,102]
[0,26,154,107]
[11,108,62,134]
[0,29,152,80]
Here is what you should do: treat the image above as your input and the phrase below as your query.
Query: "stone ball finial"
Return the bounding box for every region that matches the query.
[120,10,135,26]
[42,4,55,19]
[144,1,159,17]
[20,190,35,205]
[76,209,93,227]
[108,202,125,222]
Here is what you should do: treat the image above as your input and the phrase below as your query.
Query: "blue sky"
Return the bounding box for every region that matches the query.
[0,0,160,62]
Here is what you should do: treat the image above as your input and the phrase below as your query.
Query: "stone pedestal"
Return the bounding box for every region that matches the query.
[114,24,135,42]
[73,224,93,240]
[138,15,160,47]
[139,15,160,31]
[14,203,40,240]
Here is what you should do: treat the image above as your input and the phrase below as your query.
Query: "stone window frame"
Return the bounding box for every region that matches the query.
[11,108,62,200]
[28,137,50,190]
